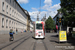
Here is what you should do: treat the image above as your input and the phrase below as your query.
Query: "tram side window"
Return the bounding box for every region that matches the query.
[36,24,42,29]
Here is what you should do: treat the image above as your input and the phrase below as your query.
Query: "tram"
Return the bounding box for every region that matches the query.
[34,21,45,38]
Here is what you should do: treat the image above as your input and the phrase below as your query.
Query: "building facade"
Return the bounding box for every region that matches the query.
[30,21,34,31]
[41,14,46,22]
[23,9,30,31]
[0,0,28,34]
[53,13,59,25]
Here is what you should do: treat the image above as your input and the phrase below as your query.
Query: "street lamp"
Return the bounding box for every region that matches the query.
[58,12,63,31]
[59,12,62,18]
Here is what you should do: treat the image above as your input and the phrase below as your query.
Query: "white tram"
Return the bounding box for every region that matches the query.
[34,21,45,38]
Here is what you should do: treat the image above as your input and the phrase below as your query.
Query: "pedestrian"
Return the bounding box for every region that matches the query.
[9,29,15,41]
[30,30,32,33]
[24,30,26,32]
[16,29,18,34]
[21,29,23,33]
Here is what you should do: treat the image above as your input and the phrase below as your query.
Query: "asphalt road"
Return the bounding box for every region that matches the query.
[0,32,75,50]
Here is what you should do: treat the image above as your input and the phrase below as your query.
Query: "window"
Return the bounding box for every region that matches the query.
[14,1,15,7]
[2,2,4,12]
[16,23,17,28]
[12,10,14,16]
[14,22,15,29]
[14,12,16,16]
[6,5,8,14]
[36,23,42,29]
[10,8,11,15]
[16,13,18,16]
[2,18,4,28]
[13,0,14,6]
[10,0,11,3]
[12,22,13,28]
[6,19,8,28]
[15,3,16,8]
[13,10,14,16]
[9,21,11,28]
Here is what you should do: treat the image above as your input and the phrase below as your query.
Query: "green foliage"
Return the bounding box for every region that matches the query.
[45,16,55,30]
[60,0,75,26]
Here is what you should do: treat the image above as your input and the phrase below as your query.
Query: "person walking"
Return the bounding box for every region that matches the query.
[21,29,23,33]
[16,29,18,34]
[56,25,58,33]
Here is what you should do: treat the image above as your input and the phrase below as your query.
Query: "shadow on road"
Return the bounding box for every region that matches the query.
[67,37,75,46]
[50,40,67,44]
[49,34,59,44]
[50,40,59,43]
[32,36,45,40]
[51,35,59,37]
[50,34,75,46]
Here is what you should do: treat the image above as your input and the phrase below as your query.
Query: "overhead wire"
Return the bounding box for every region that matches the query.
[39,0,41,14]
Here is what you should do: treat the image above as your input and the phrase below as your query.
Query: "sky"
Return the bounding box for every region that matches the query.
[17,0,61,21]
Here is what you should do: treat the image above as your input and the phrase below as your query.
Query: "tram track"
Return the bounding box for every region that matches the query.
[0,33,33,50]
[33,40,37,50]
[42,40,48,50]
[33,39,48,50]
[12,34,32,50]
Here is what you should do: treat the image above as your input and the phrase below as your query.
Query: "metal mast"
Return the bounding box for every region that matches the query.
[37,14,39,21]
[37,0,41,21]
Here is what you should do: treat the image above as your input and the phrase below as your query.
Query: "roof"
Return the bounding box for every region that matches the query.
[14,0,30,17]
[53,13,59,19]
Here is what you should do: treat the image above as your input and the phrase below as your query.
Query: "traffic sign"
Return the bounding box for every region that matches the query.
[59,31,67,42]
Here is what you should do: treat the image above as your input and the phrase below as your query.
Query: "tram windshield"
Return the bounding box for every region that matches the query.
[36,23,42,29]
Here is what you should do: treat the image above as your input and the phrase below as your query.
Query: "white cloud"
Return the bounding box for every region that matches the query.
[29,0,61,21]
[31,8,38,11]
[29,11,55,21]
[29,11,39,21]
[42,3,61,18]
[18,0,29,4]
[29,11,47,21]
[50,3,61,11]
[43,3,60,11]
[44,0,52,6]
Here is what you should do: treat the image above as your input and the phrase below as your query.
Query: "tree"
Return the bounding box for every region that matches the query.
[45,16,55,30]
[60,0,75,27]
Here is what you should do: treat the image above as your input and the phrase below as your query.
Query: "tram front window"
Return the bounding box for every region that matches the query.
[36,24,42,29]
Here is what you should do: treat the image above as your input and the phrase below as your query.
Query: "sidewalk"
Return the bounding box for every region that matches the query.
[48,33,75,50]
[0,32,29,47]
